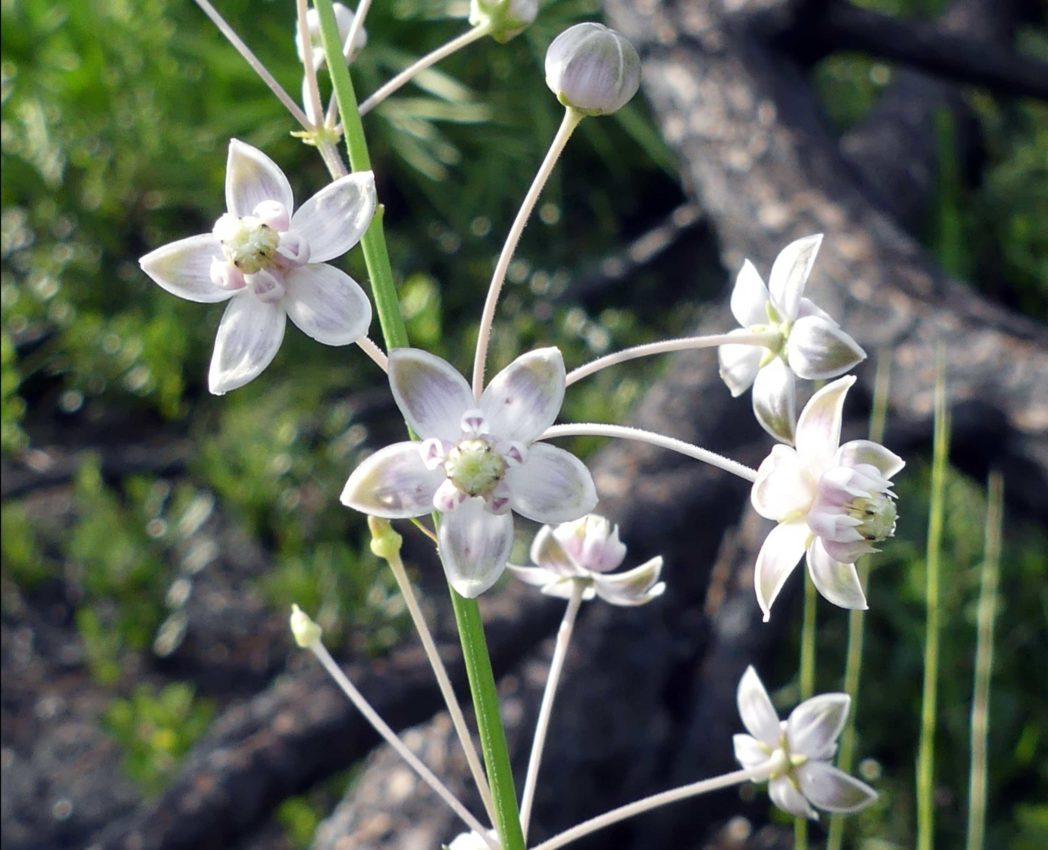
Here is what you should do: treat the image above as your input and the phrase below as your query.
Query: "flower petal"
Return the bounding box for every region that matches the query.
[340,442,442,518]
[796,761,877,813]
[733,733,772,771]
[752,358,797,444]
[388,349,474,441]
[755,520,810,622]
[506,563,562,589]
[796,375,855,468]
[751,444,814,520]
[730,259,770,327]
[208,295,286,394]
[787,315,866,380]
[718,331,764,397]
[291,172,377,262]
[736,666,781,745]
[806,537,868,610]
[529,524,579,575]
[438,498,513,598]
[768,233,822,321]
[225,139,294,217]
[836,439,905,479]
[507,443,597,524]
[769,776,817,820]
[592,557,665,606]
[481,348,566,444]
[283,263,372,345]
[140,235,234,303]
[787,693,849,760]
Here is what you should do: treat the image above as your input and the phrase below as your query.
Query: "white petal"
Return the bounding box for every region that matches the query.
[795,375,855,468]
[796,761,877,813]
[797,297,833,322]
[481,348,566,444]
[592,557,665,606]
[507,443,597,524]
[730,259,770,327]
[139,235,234,303]
[225,139,294,217]
[718,331,764,397]
[754,520,810,622]
[283,263,371,345]
[438,499,513,598]
[787,316,866,380]
[291,172,377,263]
[529,524,579,575]
[768,234,822,321]
[208,295,286,394]
[806,538,868,611]
[506,563,562,589]
[753,358,797,444]
[751,444,814,520]
[340,442,442,518]
[736,666,781,745]
[733,734,773,771]
[787,693,850,760]
[836,439,905,479]
[388,349,474,441]
[769,776,817,820]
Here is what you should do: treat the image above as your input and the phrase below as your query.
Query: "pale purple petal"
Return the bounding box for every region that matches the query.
[836,439,905,479]
[736,666,782,745]
[438,498,513,598]
[481,348,566,444]
[388,349,474,441]
[291,172,377,262]
[208,295,286,395]
[769,776,817,820]
[225,139,294,217]
[752,358,797,444]
[719,332,764,397]
[787,315,866,380]
[787,693,849,760]
[340,442,442,518]
[751,444,815,520]
[507,443,597,524]
[730,259,770,327]
[796,761,877,813]
[592,557,665,606]
[807,538,870,610]
[140,235,234,303]
[796,375,855,468]
[768,233,822,321]
[506,563,562,589]
[733,734,772,771]
[283,263,371,345]
[754,520,810,622]
[529,525,579,575]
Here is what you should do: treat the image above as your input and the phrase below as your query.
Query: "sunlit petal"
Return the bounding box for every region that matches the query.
[795,375,854,467]
[291,172,377,262]
[225,139,294,217]
[733,733,773,770]
[388,349,474,441]
[752,358,797,444]
[787,315,866,380]
[768,233,822,321]
[481,348,566,444]
[283,263,371,345]
[438,499,514,598]
[507,443,597,523]
[836,439,905,479]
[796,761,877,813]
[787,693,850,760]
[769,775,816,820]
[140,235,234,303]
[208,295,286,395]
[808,538,871,611]
[736,666,782,744]
[751,444,814,520]
[730,259,770,326]
[755,520,810,622]
[340,442,442,518]
[592,557,664,606]
[719,333,764,397]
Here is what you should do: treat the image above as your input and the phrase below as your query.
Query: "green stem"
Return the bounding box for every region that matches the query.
[795,577,818,850]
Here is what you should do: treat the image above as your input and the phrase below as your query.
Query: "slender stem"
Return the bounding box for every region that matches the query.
[917,353,949,850]
[358,24,492,117]
[306,639,496,845]
[540,423,758,483]
[385,550,497,825]
[324,0,375,125]
[296,0,325,128]
[966,471,1003,850]
[531,764,774,850]
[565,331,780,387]
[355,335,389,372]
[794,577,818,850]
[194,0,312,130]
[520,584,585,839]
[472,108,583,397]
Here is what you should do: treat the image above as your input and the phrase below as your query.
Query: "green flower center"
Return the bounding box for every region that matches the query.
[444,439,507,498]
[214,214,280,274]
[847,492,897,542]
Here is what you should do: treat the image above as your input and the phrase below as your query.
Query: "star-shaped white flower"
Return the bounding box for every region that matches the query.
[719,234,866,443]
[751,375,904,621]
[508,514,665,606]
[139,140,376,394]
[341,347,597,598]
[734,666,877,820]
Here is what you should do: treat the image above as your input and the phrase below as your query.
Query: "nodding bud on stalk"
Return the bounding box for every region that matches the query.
[290,604,322,649]
[296,3,367,68]
[545,23,640,116]
[470,0,538,43]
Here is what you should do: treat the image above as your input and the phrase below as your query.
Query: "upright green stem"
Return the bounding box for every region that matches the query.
[795,577,818,850]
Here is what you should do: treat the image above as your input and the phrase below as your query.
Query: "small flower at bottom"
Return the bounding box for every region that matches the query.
[445,830,499,850]
[139,140,376,394]
[734,666,877,819]
[341,347,597,598]
[509,514,665,606]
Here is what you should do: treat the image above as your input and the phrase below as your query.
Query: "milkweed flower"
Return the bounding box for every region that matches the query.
[751,375,903,621]
[341,347,597,598]
[734,666,877,819]
[718,234,866,443]
[509,514,665,606]
[139,140,376,394]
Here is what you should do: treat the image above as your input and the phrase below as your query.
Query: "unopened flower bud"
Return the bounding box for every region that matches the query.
[368,516,404,561]
[296,3,367,69]
[545,23,640,116]
[470,0,538,43]
[290,604,322,648]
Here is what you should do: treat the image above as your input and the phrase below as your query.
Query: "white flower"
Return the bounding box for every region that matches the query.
[718,235,866,443]
[545,23,641,116]
[470,0,538,43]
[295,2,367,69]
[751,375,904,621]
[445,830,499,850]
[734,666,877,819]
[340,348,597,598]
[139,141,376,395]
[509,514,665,606]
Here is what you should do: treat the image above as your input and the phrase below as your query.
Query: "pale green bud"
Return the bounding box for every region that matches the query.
[289,604,322,648]
[469,0,538,44]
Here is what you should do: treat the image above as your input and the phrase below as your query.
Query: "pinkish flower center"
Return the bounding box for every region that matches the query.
[214,213,281,275]
[444,438,507,498]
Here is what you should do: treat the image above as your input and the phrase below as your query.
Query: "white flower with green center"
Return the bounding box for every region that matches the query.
[139,140,377,394]
[718,234,866,443]
[751,375,904,621]
[734,666,877,819]
[509,514,665,606]
[341,347,597,598]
